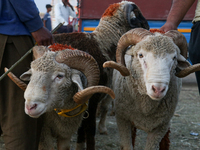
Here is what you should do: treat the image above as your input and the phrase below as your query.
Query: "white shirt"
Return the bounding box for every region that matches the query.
[55,2,76,26]
[193,0,200,23]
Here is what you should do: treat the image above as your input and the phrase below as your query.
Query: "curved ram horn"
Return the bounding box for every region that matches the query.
[103,61,130,76]
[176,63,200,78]
[55,49,100,87]
[116,28,153,66]
[164,30,188,59]
[4,68,27,91]
[73,86,115,104]
[106,28,153,76]
[124,3,149,30]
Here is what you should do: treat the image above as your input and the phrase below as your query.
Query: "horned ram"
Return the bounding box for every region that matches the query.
[52,1,149,149]
[5,46,115,150]
[104,28,200,150]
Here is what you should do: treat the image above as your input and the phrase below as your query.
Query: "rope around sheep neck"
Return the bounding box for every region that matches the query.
[54,102,89,118]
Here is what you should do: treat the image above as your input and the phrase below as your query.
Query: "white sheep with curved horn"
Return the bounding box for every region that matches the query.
[5,46,115,150]
[103,28,200,150]
[52,1,150,149]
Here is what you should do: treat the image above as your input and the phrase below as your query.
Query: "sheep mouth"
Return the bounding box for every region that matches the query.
[148,94,165,101]
[25,103,47,118]
[27,109,46,118]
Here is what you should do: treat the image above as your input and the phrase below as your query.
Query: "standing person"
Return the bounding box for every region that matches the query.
[0,0,53,150]
[55,0,76,33]
[160,0,200,93]
[43,4,53,31]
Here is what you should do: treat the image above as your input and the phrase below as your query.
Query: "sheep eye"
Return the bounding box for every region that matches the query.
[139,54,143,58]
[57,74,64,79]
[173,56,176,60]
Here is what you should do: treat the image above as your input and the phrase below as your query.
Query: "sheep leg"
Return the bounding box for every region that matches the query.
[110,100,115,116]
[76,104,97,150]
[76,124,86,150]
[116,115,132,150]
[85,102,98,150]
[77,115,96,150]
[145,125,169,150]
[98,107,108,134]
[131,126,137,149]
[57,137,70,150]
[98,95,113,134]
[159,128,170,150]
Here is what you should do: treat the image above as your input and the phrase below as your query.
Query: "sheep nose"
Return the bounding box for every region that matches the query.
[152,85,166,94]
[26,103,37,110]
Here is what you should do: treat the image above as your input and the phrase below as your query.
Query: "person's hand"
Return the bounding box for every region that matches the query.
[160,22,178,32]
[31,27,54,46]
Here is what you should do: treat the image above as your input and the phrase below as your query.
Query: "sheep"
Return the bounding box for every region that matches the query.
[52,1,149,149]
[103,28,200,150]
[6,46,115,150]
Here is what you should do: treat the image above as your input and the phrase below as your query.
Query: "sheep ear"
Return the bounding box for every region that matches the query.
[33,46,49,60]
[20,69,32,81]
[71,69,84,92]
[176,54,191,70]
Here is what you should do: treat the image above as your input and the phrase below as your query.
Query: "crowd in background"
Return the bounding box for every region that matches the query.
[43,0,78,33]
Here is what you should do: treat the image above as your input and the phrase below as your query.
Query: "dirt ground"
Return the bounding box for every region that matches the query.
[1,73,200,150]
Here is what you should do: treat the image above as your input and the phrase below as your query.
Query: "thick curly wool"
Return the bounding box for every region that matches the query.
[138,34,179,55]
[112,33,183,150]
[31,51,57,72]
[94,1,135,60]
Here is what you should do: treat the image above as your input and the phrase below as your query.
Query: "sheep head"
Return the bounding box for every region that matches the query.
[104,28,200,100]
[100,1,149,31]
[6,46,115,118]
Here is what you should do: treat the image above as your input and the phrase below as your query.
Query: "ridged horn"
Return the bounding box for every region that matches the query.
[4,68,27,91]
[164,30,200,77]
[116,28,153,66]
[73,86,115,104]
[103,61,130,76]
[55,49,100,87]
[164,30,188,58]
[176,63,200,78]
[104,28,153,76]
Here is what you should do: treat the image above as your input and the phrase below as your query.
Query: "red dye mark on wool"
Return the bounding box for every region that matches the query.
[42,86,46,92]
[102,3,120,17]
[150,29,166,34]
[49,43,76,52]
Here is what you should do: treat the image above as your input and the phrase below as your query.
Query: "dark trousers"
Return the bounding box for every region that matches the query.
[56,24,73,33]
[0,34,43,150]
[189,21,200,93]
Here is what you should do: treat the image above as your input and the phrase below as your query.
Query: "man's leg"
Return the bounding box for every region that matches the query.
[189,21,200,93]
[0,35,44,150]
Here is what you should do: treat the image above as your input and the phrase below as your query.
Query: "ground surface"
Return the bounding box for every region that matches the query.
[1,73,200,150]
